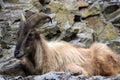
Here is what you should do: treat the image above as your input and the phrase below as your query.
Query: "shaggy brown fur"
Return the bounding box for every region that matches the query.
[14,13,120,76]
[18,36,120,76]
[32,37,120,76]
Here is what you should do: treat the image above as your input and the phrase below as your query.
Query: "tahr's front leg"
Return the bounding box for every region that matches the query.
[20,58,36,75]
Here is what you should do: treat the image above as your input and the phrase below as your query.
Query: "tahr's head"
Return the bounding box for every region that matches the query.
[14,13,52,58]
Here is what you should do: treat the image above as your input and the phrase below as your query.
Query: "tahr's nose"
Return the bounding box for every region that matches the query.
[14,50,19,54]
[14,50,23,58]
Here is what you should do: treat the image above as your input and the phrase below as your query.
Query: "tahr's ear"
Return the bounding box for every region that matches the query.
[21,13,26,22]
[19,13,27,30]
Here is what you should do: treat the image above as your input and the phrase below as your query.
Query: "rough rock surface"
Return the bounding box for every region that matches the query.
[0,0,120,79]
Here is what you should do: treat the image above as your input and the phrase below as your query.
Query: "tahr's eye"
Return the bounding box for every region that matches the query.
[29,32,34,37]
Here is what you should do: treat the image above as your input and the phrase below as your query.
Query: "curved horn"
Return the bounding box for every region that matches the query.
[27,12,52,28]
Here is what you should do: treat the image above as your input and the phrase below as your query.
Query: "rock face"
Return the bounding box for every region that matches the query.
[0,0,120,79]
[86,16,118,41]
[1,72,120,80]
[44,0,120,49]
